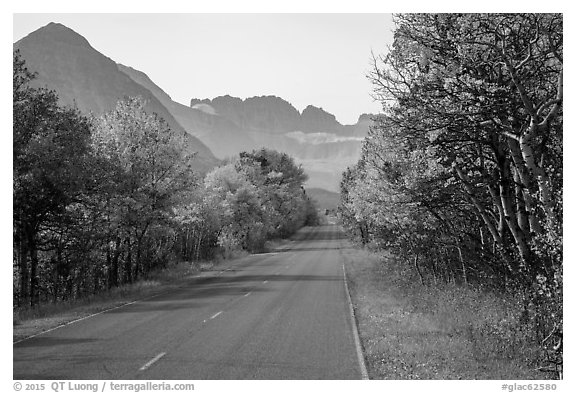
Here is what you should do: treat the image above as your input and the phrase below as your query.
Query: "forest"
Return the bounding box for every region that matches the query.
[340,14,562,374]
[13,51,318,309]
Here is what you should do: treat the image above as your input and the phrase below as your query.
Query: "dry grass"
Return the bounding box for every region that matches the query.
[341,246,544,380]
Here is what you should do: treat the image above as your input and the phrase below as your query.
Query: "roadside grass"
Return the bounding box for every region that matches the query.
[13,232,300,343]
[341,246,543,379]
[13,257,230,342]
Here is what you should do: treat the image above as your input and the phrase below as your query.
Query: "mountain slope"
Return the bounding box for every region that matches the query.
[117,64,257,158]
[14,22,218,172]
[24,20,377,191]
[119,64,368,191]
[306,188,341,212]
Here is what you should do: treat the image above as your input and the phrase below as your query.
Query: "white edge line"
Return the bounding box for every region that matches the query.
[139,352,167,371]
[342,263,370,380]
[13,290,171,345]
[210,311,223,320]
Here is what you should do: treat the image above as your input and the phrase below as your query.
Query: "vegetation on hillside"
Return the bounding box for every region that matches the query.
[340,14,562,377]
[13,51,318,311]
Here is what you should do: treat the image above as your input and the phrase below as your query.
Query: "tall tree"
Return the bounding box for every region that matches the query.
[91,96,196,284]
[13,51,92,306]
[341,13,562,374]
[367,13,562,277]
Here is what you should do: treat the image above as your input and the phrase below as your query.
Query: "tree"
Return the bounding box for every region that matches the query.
[91,96,197,284]
[364,14,562,276]
[237,149,309,237]
[203,163,268,252]
[342,13,562,375]
[13,51,93,306]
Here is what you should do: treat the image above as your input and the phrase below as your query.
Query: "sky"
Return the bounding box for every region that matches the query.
[13,13,395,125]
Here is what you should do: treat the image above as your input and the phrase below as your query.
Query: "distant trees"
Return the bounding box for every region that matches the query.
[340,13,562,374]
[202,149,316,254]
[13,50,319,309]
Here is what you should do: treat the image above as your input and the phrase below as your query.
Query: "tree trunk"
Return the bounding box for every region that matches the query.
[498,160,531,269]
[520,130,556,229]
[513,167,530,233]
[454,164,505,248]
[28,231,40,307]
[487,184,506,242]
[457,245,468,285]
[413,253,425,285]
[508,136,543,235]
[124,237,132,284]
[17,232,29,307]
[107,236,121,289]
[195,231,203,261]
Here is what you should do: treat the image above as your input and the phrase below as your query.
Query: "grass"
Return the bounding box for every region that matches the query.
[13,258,227,343]
[341,246,545,379]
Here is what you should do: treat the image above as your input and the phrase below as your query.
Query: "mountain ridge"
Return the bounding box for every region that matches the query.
[14,22,374,191]
[14,22,219,172]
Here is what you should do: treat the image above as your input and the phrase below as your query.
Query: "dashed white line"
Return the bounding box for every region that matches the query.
[210,311,223,320]
[139,352,166,371]
[262,280,268,284]
[243,292,252,297]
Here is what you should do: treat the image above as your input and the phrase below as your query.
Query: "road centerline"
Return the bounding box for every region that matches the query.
[139,352,166,371]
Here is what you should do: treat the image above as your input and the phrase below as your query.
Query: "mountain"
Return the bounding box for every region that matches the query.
[121,63,371,191]
[190,96,368,136]
[306,188,341,212]
[13,22,218,172]
[186,96,370,191]
[301,105,343,133]
[15,22,375,191]
[190,95,302,134]
[118,65,257,159]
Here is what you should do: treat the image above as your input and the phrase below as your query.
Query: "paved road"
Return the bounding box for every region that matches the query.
[14,225,363,379]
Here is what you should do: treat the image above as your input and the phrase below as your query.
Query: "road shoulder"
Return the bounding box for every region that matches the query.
[340,245,538,379]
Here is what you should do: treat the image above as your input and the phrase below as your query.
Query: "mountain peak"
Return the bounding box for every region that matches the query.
[18,22,92,49]
[301,104,341,131]
[14,22,218,171]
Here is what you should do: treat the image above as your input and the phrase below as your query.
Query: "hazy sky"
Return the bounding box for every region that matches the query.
[13,14,395,125]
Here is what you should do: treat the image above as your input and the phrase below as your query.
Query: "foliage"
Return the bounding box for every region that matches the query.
[13,51,320,313]
[340,14,562,377]
[14,50,93,306]
[203,148,317,253]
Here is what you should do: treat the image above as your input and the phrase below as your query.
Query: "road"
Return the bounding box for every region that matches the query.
[13,224,364,380]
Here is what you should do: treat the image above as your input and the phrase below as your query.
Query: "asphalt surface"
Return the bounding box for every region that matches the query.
[13,224,363,380]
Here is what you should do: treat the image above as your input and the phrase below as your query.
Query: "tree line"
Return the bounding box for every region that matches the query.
[339,14,562,374]
[13,51,318,309]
